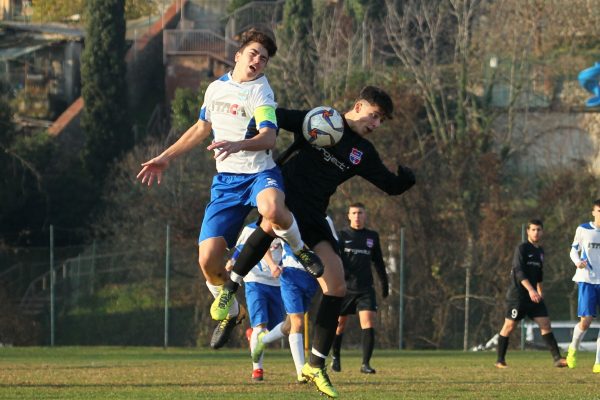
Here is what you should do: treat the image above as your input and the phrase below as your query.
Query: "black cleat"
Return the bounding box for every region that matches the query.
[294,246,324,278]
[331,357,341,372]
[209,306,247,349]
[360,364,376,374]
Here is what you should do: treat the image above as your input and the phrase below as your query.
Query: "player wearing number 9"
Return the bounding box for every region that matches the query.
[494,219,567,369]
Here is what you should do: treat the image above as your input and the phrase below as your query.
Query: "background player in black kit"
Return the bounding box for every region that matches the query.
[212,86,415,398]
[331,202,388,374]
[495,219,567,369]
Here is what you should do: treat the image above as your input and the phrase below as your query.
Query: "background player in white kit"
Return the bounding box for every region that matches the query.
[136,29,322,349]
[567,198,600,373]
[226,223,285,381]
[251,217,334,383]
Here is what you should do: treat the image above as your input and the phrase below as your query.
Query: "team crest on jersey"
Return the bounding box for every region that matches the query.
[366,238,373,248]
[349,148,363,165]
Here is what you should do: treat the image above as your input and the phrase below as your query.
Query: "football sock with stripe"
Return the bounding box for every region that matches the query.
[309,295,343,368]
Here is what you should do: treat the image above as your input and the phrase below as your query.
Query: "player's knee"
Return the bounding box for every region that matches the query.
[581,318,592,330]
[198,254,224,281]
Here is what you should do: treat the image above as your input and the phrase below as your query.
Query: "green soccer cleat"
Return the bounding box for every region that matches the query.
[251,330,266,363]
[210,287,235,321]
[301,363,339,399]
[566,346,577,369]
[593,364,600,374]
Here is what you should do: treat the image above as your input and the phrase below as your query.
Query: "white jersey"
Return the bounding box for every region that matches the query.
[236,225,281,286]
[200,72,277,174]
[281,243,304,270]
[570,221,600,284]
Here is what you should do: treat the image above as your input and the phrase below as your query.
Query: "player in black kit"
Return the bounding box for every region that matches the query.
[495,219,567,369]
[212,86,415,397]
[331,202,388,374]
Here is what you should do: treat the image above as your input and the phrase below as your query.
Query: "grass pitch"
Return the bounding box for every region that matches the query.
[0,347,598,399]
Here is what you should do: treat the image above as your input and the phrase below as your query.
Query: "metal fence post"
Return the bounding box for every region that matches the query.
[520,223,526,350]
[164,224,170,349]
[90,240,96,295]
[399,227,405,350]
[50,224,55,347]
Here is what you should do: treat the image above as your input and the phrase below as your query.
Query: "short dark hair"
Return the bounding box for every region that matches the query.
[593,199,600,208]
[238,28,277,58]
[527,219,543,229]
[349,202,366,210]
[358,86,393,119]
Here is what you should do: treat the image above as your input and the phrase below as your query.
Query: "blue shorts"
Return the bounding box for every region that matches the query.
[198,167,284,248]
[577,282,600,317]
[245,281,285,330]
[280,267,318,315]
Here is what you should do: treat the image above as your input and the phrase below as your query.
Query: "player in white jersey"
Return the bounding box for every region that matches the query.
[566,199,600,372]
[226,223,285,382]
[136,29,323,349]
[251,217,334,383]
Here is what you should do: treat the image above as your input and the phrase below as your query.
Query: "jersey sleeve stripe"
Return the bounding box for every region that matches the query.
[258,121,277,130]
[199,107,208,121]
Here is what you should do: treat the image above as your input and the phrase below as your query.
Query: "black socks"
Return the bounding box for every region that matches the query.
[309,295,343,368]
[362,327,375,365]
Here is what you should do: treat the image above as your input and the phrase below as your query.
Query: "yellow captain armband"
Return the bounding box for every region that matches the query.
[255,105,278,130]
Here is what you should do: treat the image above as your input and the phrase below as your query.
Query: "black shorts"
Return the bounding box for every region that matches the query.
[340,288,378,316]
[285,197,339,251]
[504,299,549,321]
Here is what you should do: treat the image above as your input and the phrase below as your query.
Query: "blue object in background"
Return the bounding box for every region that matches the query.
[578,62,600,107]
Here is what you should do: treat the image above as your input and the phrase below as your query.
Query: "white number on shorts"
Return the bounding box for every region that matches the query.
[511,309,518,319]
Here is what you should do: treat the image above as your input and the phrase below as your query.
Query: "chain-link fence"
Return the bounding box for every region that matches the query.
[0,223,579,350]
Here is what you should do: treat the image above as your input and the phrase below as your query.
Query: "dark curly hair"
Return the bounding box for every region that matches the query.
[239,27,277,58]
[358,86,393,119]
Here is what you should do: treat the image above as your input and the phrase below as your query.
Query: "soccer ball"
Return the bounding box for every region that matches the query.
[302,106,344,147]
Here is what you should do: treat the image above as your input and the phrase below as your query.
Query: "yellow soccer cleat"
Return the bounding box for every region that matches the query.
[251,330,266,363]
[566,346,577,369]
[210,287,235,321]
[301,363,339,399]
[593,364,600,373]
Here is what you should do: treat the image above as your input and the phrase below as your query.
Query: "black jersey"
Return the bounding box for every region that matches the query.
[338,227,388,292]
[505,241,544,302]
[275,108,415,216]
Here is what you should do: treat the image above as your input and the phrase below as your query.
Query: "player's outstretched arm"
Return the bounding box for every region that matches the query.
[137,119,211,186]
[207,127,276,161]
